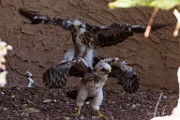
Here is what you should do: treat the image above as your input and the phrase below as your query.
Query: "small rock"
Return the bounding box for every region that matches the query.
[11,95,16,99]
[132,104,137,108]
[43,99,52,103]
[163,95,167,99]
[80,115,85,119]
[64,117,70,120]
[20,107,40,115]
[1,92,4,95]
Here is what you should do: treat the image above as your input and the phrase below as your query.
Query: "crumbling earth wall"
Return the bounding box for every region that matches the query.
[0,0,179,88]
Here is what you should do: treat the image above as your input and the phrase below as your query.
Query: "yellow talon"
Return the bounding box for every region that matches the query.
[97,110,103,118]
[75,106,81,116]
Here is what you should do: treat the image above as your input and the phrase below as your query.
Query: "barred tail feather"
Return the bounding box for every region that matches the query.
[117,72,140,94]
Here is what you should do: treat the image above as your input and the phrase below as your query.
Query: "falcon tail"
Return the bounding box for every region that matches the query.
[19,8,72,28]
[117,71,140,94]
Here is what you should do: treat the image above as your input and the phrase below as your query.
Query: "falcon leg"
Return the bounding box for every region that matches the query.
[75,106,81,116]
[97,110,103,118]
[92,89,103,118]
[75,86,88,116]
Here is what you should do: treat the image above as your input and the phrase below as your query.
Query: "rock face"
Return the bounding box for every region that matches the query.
[0,0,179,88]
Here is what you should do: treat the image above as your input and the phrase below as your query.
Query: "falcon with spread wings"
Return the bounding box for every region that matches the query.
[18,8,168,48]
[43,56,140,117]
[18,9,168,69]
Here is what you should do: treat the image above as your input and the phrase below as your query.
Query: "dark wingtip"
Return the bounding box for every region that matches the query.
[151,23,173,31]
[19,8,43,24]
[19,8,35,19]
[131,23,173,33]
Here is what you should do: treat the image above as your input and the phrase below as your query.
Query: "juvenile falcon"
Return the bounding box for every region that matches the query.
[19,8,169,70]
[19,8,168,48]
[50,57,140,117]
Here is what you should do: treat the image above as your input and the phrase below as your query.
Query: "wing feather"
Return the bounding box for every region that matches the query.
[19,9,170,48]
[92,24,133,47]
[109,62,140,93]
[92,23,170,48]
[42,60,89,88]
[43,61,73,88]
[19,8,73,29]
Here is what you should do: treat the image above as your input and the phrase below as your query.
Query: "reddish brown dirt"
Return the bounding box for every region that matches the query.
[0,0,179,88]
[0,87,178,120]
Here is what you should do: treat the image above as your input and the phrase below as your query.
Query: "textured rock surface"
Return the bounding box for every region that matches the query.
[0,0,179,88]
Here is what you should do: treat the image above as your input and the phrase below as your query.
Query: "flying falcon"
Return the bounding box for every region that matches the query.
[43,56,140,117]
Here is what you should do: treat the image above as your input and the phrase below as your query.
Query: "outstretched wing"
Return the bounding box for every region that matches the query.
[19,8,73,29]
[43,59,90,88]
[91,23,170,48]
[92,24,133,47]
[109,61,140,93]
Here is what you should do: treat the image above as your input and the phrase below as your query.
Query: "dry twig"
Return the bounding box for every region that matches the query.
[153,92,163,117]
[173,9,180,37]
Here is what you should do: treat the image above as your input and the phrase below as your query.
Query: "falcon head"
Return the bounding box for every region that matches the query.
[94,62,111,75]
[72,19,86,34]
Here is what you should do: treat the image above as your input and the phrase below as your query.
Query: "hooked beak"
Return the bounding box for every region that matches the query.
[105,68,111,74]
[108,68,111,73]
[73,25,79,30]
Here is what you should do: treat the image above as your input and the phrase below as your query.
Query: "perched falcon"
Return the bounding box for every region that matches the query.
[47,57,139,117]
